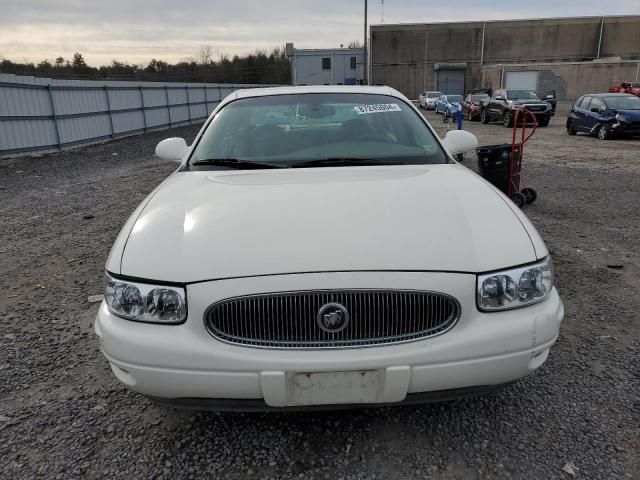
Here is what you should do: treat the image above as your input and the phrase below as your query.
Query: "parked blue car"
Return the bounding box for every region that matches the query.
[434,95,463,117]
[566,93,640,140]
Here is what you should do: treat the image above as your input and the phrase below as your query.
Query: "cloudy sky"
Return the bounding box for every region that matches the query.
[1,0,639,66]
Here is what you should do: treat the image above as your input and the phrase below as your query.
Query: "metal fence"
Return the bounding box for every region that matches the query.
[0,74,276,158]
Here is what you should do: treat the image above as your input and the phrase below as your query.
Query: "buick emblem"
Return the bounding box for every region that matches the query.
[317,303,350,333]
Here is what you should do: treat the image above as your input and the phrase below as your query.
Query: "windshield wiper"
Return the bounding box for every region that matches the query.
[289,157,399,168]
[191,158,283,169]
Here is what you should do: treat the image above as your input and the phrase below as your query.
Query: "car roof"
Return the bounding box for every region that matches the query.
[233,85,403,100]
[584,93,635,98]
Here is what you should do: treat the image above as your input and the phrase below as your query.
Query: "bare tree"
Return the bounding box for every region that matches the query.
[198,45,213,65]
[347,40,363,48]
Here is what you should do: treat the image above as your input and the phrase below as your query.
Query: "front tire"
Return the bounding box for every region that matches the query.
[597,124,610,140]
[566,120,577,135]
[503,111,514,128]
[538,118,550,127]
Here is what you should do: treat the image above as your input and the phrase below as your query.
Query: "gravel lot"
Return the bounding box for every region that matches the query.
[1,107,639,480]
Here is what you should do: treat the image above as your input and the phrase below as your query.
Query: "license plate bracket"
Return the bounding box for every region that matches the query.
[288,370,382,406]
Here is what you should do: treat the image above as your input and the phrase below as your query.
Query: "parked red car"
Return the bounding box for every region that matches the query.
[461,93,490,121]
[609,82,640,97]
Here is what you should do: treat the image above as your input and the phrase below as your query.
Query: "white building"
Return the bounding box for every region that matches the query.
[286,43,365,86]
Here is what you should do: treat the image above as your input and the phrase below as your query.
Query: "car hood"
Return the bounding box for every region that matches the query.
[512,100,547,106]
[112,165,544,283]
[616,109,640,121]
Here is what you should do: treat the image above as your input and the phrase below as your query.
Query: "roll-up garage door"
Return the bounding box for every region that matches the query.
[437,70,465,95]
[505,71,538,91]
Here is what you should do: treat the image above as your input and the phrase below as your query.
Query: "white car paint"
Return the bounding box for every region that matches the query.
[96,85,564,409]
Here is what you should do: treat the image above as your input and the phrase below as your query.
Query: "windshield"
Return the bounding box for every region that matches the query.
[190,93,447,168]
[629,82,640,88]
[446,95,462,103]
[604,96,640,110]
[427,92,442,98]
[471,95,488,104]
[507,90,540,100]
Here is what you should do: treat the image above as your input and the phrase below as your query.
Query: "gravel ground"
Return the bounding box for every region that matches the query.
[1,108,639,480]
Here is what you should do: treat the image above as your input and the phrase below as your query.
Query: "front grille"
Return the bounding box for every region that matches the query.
[204,290,460,349]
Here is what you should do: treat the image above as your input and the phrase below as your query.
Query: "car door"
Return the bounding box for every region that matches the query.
[582,97,604,132]
[462,94,471,116]
[489,90,505,119]
[571,96,590,131]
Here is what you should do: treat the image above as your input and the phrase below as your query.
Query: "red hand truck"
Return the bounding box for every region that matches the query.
[508,108,538,208]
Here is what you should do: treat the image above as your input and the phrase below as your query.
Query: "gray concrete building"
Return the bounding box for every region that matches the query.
[286,43,365,86]
[371,16,640,100]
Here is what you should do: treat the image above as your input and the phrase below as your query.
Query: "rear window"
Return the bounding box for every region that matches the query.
[427,92,442,98]
[191,93,447,167]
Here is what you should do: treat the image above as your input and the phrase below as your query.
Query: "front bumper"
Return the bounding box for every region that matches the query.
[95,271,564,408]
[611,121,640,136]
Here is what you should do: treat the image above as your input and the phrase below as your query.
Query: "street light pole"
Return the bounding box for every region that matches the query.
[363,0,368,85]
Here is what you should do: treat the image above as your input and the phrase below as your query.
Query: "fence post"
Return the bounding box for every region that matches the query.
[139,85,147,133]
[47,85,62,152]
[165,86,172,128]
[186,85,192,125]
[105,85,115,138]
[203,85,208,116]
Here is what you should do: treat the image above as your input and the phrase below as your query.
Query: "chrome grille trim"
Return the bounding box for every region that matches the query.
[204,290,461,349]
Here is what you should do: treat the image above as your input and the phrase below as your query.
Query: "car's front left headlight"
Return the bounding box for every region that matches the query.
[477,257,554,311]
[615,113,628,123]
[104,274,187,324]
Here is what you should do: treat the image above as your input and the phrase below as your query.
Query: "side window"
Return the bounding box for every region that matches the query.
[322,58,331,70]
[578,97,591,109]
[350,56,357,69]
[589,97,603,112]
[493,90,503,99]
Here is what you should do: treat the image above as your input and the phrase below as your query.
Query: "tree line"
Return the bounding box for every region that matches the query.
[0,47,292,84]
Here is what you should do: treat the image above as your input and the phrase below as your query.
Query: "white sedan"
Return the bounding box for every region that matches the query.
[95,85,564,410]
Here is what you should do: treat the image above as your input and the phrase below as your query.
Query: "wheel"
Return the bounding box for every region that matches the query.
[481,109,489,124]
[538,119,549,127]
[510,192,526,208]
[566,120,577,135]
[503,111,514,128]
[521,187,537,204]
[597,124,610,140]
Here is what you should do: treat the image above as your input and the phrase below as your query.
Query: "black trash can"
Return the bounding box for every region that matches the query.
[476,144,521,194]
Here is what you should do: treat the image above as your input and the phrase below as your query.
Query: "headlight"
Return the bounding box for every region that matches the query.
[477,257,554,311]
[615,113,627,123]
[105,274,187,324]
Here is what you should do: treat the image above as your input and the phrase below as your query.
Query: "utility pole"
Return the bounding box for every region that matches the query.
[363,0,368,85]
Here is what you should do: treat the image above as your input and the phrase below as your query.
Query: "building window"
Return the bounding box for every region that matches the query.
[350,56,357,69]
[322,57,331,70]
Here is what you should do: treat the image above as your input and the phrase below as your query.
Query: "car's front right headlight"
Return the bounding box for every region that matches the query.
[104,274,187,324]
[477,257,554,311]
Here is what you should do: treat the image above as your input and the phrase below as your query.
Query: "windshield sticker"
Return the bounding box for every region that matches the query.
[354,103,402,114]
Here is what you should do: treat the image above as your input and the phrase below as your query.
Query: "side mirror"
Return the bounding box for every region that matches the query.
[155,137,188,162]
[495,96,505,101]
[441,130,478,156]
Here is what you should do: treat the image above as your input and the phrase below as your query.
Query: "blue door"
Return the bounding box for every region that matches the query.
[571,96,590,131]
[582,97,604,133]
